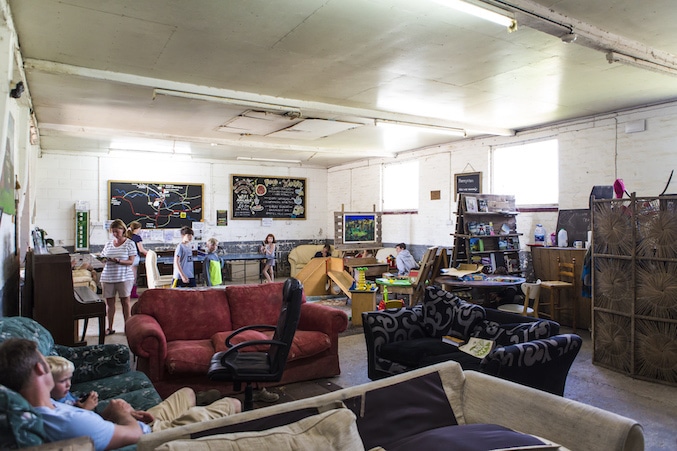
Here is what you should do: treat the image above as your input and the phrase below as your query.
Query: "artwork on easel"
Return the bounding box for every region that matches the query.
[465,196,478,213]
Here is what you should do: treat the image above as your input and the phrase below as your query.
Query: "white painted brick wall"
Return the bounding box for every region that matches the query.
[34,101,677,251]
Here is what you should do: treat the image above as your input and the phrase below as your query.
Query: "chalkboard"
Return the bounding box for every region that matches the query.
[109,181,203,229]
[556,209,591,244]
[232,175,306,219]
[455,172,481,197]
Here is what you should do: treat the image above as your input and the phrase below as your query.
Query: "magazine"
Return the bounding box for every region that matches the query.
[459,337,495,358]
[442,335,465,347]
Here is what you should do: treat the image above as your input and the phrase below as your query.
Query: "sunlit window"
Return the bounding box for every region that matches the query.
[383,161,419,210]
[492,139,559,206]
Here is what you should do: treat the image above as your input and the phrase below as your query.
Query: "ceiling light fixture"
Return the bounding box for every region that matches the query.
[236,156,302,164]
[433,0,517,31]
[606,51,677,77]
[376,119,466,137]
[153,88,303,116]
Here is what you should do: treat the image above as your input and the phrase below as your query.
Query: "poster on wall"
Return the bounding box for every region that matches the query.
[0,113,15,216]
[108,181,203,229]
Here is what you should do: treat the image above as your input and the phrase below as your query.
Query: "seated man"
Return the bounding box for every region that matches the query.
[395,243,419,276]
[313,244,332,258]
[0,338,241,451]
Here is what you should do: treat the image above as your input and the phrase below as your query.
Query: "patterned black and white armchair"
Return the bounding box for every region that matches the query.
[363,286,581,396]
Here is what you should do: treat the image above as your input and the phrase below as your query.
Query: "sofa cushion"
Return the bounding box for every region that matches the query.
[386,424,549,451]
[355,370,458,450]
[473,321,556,346]
[135,289,233,341]
[155,407,363,451]
[227,282,295,329]
[0,316,55,356]
[379,337,462,367]
[0,385,45,449]
[422,287,486,339]
[212,330,331,362]
[166,339,216,374]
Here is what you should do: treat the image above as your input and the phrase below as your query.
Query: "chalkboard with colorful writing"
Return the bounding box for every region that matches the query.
[232,175,306,219]
[109,181,203,229]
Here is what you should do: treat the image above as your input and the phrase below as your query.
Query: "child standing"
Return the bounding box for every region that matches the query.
[260,233,276,283]
[173,226,196,287]
[202,237,223,287]
[45,356,99,410]
[126,221,148,298]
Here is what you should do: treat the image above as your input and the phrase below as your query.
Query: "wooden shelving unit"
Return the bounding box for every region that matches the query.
[591,193,677,386]
[452,194,522,275]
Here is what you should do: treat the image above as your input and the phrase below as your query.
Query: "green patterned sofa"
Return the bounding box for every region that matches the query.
[0,316,162,449]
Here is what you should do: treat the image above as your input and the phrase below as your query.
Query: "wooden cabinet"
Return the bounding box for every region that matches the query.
[531,246,589,329]
[452,194,522,275]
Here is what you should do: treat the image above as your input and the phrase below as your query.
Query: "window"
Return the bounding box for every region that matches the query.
[492,139,558,206]
[383,161,419,210]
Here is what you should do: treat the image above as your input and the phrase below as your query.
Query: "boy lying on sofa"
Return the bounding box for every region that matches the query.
[0,338,241,451]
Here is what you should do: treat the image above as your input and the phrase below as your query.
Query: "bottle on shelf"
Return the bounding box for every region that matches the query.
[558,229,568,247]
[534,224,546,244]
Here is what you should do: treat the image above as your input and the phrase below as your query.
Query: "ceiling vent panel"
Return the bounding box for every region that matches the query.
[267,119,363,140]
[218,110,301,135]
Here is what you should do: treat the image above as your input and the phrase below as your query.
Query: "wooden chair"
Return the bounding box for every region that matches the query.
[498,280,541,318]
[539,257,577,330]
[410,247,438,305]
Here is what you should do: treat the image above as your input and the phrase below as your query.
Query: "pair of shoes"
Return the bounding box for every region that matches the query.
[196,389,222,406]
[105,329,116,336]
[252,387,279,403]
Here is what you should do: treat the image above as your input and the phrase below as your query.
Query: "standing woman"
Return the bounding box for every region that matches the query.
[260,233,276,283]
[100,219,137,335]
[126,221,148,299]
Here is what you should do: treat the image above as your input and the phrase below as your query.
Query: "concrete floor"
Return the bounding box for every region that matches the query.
[87,298,677,451]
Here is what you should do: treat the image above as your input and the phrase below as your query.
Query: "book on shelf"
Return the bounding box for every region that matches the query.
[442,335,465,347]
[458,337,495,359]
[465,196,478,212]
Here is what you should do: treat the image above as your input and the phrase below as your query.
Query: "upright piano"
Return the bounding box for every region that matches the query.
[24,248,106,346]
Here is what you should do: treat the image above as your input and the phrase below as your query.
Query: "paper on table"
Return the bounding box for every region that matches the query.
[441,263,484,278]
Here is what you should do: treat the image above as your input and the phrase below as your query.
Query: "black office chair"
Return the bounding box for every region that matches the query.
[208,278,303,410]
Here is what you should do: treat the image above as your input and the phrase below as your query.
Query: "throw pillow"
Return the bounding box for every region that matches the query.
[154,408,364,451]
[355,370,458,450]
[385,423,552,451]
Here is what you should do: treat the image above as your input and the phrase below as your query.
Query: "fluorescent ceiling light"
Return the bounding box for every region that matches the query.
[236,156,302,164]
[606,51,677,77]
[433,0,516,30]
[376,119,466,137]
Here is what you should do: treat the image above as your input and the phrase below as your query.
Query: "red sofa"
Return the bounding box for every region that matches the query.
[125,282,348,398]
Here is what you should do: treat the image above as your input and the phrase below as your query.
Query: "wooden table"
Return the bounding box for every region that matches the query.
[349,288,378,326]
[344,257,389,278]
[434,275,525,307]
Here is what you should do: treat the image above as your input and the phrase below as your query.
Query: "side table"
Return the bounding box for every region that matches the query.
[349,288,378,326]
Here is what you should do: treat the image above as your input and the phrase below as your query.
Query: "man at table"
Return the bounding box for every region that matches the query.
[395,243,419,276]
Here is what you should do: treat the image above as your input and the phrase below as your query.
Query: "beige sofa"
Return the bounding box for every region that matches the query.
[136,361,643,451]
[288,244,340,277]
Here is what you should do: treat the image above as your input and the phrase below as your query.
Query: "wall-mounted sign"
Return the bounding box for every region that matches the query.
[454,172,481,198]
[231,175,306,219]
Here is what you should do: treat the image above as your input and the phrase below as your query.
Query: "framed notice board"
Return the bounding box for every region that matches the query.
[454,172,481,197]
[109,181,203,229]
[232,175,306,219]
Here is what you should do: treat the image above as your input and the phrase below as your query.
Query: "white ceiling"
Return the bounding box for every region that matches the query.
[7,0,677,168]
